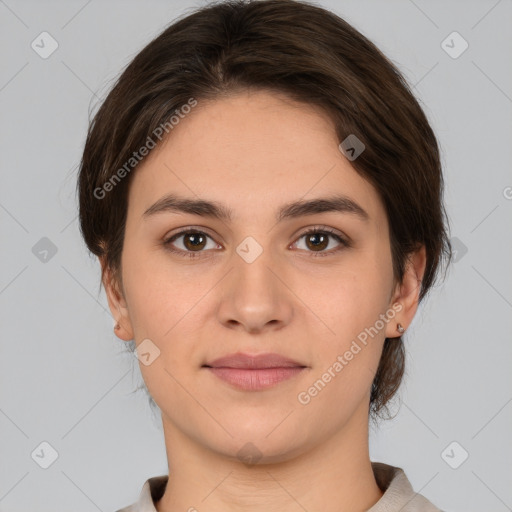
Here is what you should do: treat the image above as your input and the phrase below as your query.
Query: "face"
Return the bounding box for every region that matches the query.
[104,89,419,463]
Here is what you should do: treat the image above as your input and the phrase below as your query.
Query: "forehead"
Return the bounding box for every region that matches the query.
[126,90,386,227]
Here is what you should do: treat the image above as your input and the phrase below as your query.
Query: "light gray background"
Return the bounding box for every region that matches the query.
[1,0,511,511]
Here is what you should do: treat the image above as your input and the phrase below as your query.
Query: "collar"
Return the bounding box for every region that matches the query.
[116,462,441,512]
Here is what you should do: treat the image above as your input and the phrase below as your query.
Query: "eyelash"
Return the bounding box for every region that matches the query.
[163,226,350,259]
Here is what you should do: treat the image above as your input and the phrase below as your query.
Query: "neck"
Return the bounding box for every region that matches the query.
[156,403,383,512]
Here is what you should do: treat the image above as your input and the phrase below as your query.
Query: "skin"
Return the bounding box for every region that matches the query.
[102,89,426,512]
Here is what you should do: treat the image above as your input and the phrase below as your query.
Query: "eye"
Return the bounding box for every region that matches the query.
[163,229,220,258]
[292,227,350,257]
[163,226,350,259]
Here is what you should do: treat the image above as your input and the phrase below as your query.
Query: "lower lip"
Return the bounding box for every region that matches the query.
[205,367,306,391]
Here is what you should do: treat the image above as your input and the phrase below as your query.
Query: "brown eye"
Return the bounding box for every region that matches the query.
[305,232,329,251]
[163,229,218,258]
[163,226,349,260]
[182,232,207,251]
[293,227,349,257]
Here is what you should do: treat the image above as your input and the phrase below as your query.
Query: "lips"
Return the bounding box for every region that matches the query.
[203,353,308,391]
[203,352,306,369]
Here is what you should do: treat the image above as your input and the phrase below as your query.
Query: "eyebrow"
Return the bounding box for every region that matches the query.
[142,193,369,223]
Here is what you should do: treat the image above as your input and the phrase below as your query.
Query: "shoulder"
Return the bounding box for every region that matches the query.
[115,475,168,512]
[369,462,443,511]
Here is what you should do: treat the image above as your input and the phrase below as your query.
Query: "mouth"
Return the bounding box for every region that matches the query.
[202,352,308,391]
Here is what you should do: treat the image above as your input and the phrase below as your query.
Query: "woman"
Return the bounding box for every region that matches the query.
[77,0,452,510]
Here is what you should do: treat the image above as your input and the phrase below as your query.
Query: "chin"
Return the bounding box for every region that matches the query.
[212,438,305,467]
[204,421,315,466]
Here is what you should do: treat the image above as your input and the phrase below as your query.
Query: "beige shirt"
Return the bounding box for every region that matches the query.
[116,462,443,512]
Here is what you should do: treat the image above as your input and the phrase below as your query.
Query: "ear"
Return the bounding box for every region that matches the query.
[100,257,134,341]
[385,245,427,339]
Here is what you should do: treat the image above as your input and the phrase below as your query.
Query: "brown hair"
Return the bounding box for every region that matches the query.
[77,0,452,420]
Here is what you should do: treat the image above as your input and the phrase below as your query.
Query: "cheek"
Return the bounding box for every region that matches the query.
[309,258,393,340]
[120,251,200,408]
[122,236,394,343]
[304,254,394,390]
[295,266,393,421]
[120,243,199,337]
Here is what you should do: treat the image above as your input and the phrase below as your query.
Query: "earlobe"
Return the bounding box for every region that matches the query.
[385,245,427,339]
[100,257,134,341]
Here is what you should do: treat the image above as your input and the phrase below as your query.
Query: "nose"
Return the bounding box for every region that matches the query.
[216,241,294,334]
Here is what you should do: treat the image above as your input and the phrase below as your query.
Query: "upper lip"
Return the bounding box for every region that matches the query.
[203,352,306,369]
